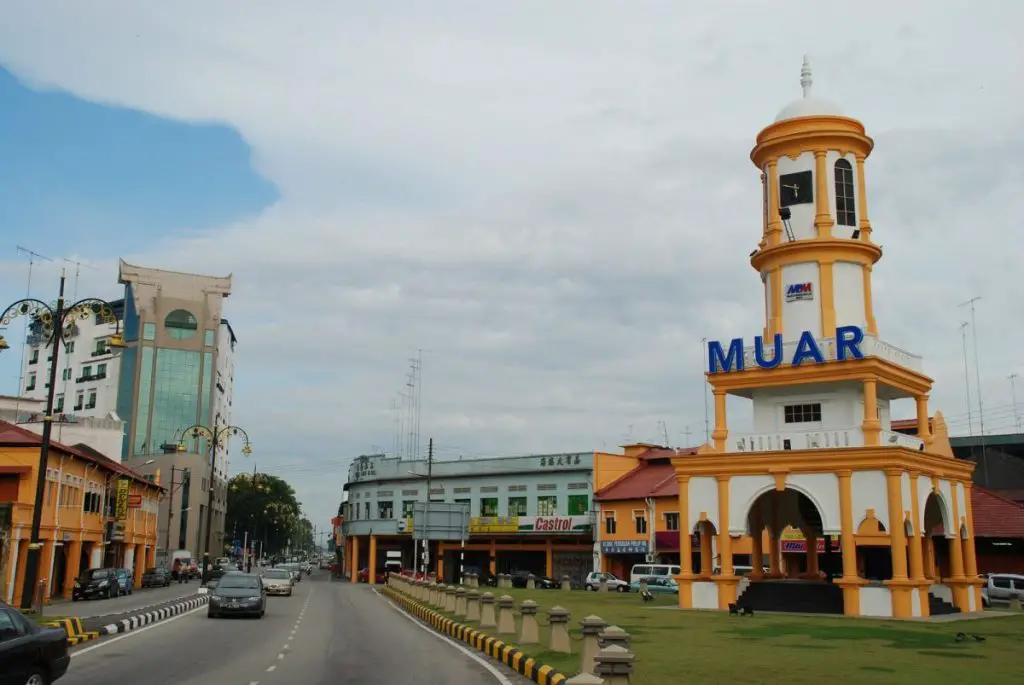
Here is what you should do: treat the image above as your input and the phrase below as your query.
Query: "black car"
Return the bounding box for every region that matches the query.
[0,601,70,684]
[72,567,119,601]
[207,573,267,618]
[509,570,557,589]
[141,567,172,588]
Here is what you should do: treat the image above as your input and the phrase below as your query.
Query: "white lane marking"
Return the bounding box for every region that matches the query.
[266,665,276,673]
[372,590,512,685]
[277,653,285,660]
[71,604,207,658]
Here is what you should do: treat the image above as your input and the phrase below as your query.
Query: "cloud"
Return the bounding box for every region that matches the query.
[1,2,1022,527]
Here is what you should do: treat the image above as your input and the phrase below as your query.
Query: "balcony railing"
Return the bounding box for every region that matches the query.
[736,334,922,373]
[731,426,924,453]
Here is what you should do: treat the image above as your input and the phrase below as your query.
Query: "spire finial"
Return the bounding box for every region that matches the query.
[800,55,813,98]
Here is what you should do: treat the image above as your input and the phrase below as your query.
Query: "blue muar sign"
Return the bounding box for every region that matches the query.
[708,325,865,373]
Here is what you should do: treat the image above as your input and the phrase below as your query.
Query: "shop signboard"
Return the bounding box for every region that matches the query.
[115,478,130,521]
[780,531,841,553]
[469,516,519,534]
[708,324,865,373]
[519,516,591,534]
[601,540,649,555]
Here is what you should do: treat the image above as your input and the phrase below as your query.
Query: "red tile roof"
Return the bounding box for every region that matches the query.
[0,420,161,490]
[595,446,699,501]
[972,487,1024,539]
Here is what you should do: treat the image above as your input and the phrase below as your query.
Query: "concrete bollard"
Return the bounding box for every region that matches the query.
[497,595,517,635]
[432,583,443,607]
[502,573,512,589]
[519,600,540,644]
[446,586,458,613]
[548,605,572,654]
[579,615,608,675]
[593,645,635,685]
[479,592,497,629]
[565,674,605,685]
[599,577,608,592]
[562,574,572,591]
[527,573,536,590]
[466,589,481,621]
[472,572,480,589]
[638,578,648,595]
[428,582,438,606]
[1010,596,1022,611]
[598,626,631,651]
[455,587,468,617]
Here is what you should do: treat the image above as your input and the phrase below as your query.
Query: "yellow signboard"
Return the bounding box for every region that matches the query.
[115,478,130,521]
[468,516,519,534]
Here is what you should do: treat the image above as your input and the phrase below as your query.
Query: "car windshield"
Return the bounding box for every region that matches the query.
[90,569,110,579]
[264,570,291,579]
[218,575,260,590]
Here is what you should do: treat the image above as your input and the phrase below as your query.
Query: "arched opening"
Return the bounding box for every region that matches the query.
[834,158,857,227]
[692,520,717,578]
[923,491,949,580]
[746,487,842,581]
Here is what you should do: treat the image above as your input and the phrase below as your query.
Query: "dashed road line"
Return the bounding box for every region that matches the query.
[266,665,276,673]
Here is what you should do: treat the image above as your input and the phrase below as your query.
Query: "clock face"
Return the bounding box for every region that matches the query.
[779,170,813,207]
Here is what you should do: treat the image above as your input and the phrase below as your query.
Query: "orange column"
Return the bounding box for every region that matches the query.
[947,484,969,611]
[677,476,693,609]
[350,536,360,583]
[961,482,983,609]
[712,390,728,452]
[133,544,146,588]
[862,379,880,446]
[749,522,764,581]
[545,539,553,578]
[488,539,496,576]
[765,159,782,248]
[836,470,863,615]
[714,476,737,609]
[855,154,873,242]
[699,527,713,577]
[916,395,933,448]
[368,536,378,585]
[63,541,82,600]
[907,473,929,616]
[885,469,913,618]
[813,150,833,237]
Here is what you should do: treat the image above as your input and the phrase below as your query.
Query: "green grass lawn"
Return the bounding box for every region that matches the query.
[403,585,1024,685]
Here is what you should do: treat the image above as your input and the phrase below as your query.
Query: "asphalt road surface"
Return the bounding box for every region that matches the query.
[61,573,521,685]
[52,581,201,619]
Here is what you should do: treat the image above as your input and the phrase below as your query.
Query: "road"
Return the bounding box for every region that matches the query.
[61,573,519,685]
[51,581,201,619]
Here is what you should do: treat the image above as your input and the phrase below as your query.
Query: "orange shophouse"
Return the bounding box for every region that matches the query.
[0,420,163,606]
[655,59,981,619]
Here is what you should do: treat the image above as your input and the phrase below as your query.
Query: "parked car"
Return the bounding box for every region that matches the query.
[72,568,119,601]
[141,567,172,588]
[0,600,71,684]
[584,571,630,592]
[207,573,267,618]
[981,573,1024,607]
[629,576,678,594]
[507,570,558,589]
[114,568,134,596]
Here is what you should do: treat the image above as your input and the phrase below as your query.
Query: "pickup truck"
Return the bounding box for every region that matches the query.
[0,601,71,684]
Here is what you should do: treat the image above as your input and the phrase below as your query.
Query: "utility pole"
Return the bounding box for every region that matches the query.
[164,466,178,556]
[421,438,433,576]
[960,297,989,485]
[1010,373,1022,432]
[959,322,974,435]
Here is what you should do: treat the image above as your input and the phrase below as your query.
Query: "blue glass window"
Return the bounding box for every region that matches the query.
[149,349,202,454]
[142,323,156,341]
[165,310,198,341]
[133,346,154,455]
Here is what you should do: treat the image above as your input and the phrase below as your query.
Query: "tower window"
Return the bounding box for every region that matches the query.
[834,159,857,227]
[784,403,822,424]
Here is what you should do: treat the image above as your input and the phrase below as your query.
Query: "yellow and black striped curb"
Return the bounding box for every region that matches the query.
[383,586,567,685]
[41,617,102,645]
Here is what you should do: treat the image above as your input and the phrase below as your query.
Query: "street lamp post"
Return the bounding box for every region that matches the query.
[0,271,125,609]
[179,423,252,584]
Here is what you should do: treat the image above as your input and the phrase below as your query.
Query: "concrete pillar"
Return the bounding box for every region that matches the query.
[479,592,497,629]
[497,595,516,635]
[599,576,608,592]
[350,537,360,583]
[445,585,457,613]
[598,626,631,651]
[561,574,571,591]
[593,645,635,685]
[63,541,82,600]
[466,590,481,621]
[579,615,607,675]
[526,573,536,590]
[548,605,571,654]
[638,578,648,595]
[368,536,378,585]
[133,543,146,588]
[455,587,468,618]
[565,675,605,685]
[519,600,540,644]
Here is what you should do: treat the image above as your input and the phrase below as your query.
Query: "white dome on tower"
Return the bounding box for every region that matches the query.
[774,56,843,122]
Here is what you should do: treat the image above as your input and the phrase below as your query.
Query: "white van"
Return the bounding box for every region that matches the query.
[630,564,681,583]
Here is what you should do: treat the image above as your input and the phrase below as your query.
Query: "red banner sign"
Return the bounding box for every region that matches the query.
[127,494,143,508]
[534,517,574,532]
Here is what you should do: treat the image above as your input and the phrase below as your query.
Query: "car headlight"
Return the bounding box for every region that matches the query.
[74,582,81,588]
[99,581,109,587]
[246,596,262,602]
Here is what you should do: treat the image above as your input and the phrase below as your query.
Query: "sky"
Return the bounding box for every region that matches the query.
[0,2,1022,531]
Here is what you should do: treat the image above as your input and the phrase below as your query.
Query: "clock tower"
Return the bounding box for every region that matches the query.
[671,58,982,620]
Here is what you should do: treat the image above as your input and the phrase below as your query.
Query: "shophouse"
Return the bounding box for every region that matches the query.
[341,452,595,586]
[0,419,162,605]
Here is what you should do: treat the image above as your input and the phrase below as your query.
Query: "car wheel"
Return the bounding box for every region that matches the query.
[23,666,49,685]
[207,609,217,618]
[128,588,133,595]
[617,585,627,593]
[72,595,79,602]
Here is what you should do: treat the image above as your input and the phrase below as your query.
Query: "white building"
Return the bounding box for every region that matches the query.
[0,395,125,459]
[17,300,124,422]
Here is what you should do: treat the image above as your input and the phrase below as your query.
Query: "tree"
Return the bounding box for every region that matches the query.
[225,473,303,557]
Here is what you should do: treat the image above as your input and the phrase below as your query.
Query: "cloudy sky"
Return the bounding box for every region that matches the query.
[0,2,1021,529]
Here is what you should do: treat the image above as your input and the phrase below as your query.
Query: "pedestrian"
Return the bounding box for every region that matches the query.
[246,559,252,574]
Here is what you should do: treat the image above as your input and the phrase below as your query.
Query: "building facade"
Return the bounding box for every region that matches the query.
[114,260,236,553]
[342,452,596,586]
[0,420,162,606]
[668,59,979,619]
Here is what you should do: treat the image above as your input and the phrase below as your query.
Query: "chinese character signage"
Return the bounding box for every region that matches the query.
[469,516,520,534]
[601,540,649,555]
[539,454,583,467]
[115,478,130,521]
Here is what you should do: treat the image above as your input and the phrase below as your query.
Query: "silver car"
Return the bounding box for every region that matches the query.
[261,568,294,596]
